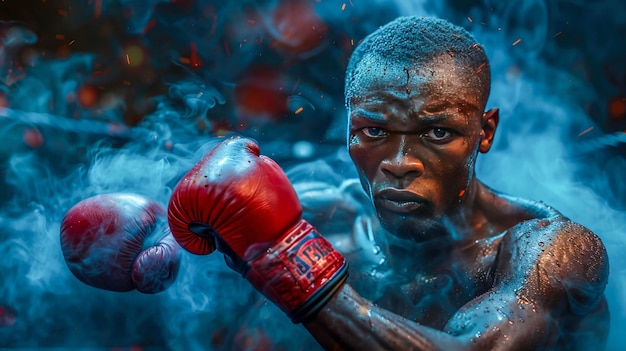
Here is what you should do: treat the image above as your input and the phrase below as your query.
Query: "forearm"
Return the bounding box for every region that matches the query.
[303,283,468,351]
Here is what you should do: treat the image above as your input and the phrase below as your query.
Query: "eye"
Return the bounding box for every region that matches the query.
[423,128,452,141]
[361,127,388,139]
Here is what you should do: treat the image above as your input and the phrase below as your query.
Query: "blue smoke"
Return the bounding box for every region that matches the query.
[0,0,624,350]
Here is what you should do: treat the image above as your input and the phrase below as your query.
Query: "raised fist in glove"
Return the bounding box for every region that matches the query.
[60,193,180,294]
[168,136,347,323]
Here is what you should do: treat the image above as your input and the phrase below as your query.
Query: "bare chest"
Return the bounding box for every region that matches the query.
[349,234,504,329]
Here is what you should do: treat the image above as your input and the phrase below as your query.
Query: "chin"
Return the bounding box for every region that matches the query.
[376,211,442,243]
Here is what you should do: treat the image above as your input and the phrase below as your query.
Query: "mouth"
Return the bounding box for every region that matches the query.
[374,189,430,215]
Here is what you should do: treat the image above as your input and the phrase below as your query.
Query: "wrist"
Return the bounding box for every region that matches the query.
[245,219,348,323]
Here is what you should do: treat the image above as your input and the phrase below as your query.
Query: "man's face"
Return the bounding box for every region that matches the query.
[347,53,491,241]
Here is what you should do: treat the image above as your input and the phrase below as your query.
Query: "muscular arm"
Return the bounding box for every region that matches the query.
[304,218,609,350]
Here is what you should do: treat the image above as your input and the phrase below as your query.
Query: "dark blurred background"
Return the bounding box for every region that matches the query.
[0,0,625,350]
[1,0,625,204]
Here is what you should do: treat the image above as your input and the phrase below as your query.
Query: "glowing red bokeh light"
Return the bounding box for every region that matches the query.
[233,66,289,122]
[23,128,43,148]
[76,85,99,108]
[268,0,328,58]
[608,97,626,121]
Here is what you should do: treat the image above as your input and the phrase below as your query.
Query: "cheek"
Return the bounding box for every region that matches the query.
[348,140,375,195]
[349,143,369,172]
[433,140,478,193]
[349,136,376,165]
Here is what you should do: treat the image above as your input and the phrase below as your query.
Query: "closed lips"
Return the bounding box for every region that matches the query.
[375,189,429,214]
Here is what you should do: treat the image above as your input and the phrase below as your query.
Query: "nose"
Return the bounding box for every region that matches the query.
[380,135,424,180]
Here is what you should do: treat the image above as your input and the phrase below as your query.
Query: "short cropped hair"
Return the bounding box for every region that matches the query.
[345,16,491,104]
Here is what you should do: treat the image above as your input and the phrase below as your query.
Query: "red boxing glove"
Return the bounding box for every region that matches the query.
[168,137,347,323]
[60,193,180,294]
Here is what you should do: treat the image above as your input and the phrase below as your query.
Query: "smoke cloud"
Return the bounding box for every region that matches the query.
[0,0,624,350]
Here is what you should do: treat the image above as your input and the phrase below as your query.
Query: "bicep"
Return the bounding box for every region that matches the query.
[443,288,558,350]
[444,218,609,350]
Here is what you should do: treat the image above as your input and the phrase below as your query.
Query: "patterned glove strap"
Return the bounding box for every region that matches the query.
[245,219,348,323]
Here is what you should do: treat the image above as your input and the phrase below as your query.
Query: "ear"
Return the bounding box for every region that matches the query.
[479,108,499,153]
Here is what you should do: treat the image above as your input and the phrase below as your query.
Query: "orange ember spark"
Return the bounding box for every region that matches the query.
[512,38,522,46]
[143,19,157,34]
[125,54,130,65]
[577,126,594,137]
[476,62,487,74]
[553,31,562,37]
[295,107,304,114]
[458,189,466,197]
[467,17,473,23]
[190,42,201,68]
[341,3,346,10]
[328,205,337,220]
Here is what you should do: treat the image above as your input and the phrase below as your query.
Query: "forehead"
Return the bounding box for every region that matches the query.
[347,52,482,106]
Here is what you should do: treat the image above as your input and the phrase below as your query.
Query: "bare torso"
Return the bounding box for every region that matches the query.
[303,182,610,350]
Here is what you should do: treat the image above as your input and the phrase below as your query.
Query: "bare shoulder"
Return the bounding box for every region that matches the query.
[497,213,609,315]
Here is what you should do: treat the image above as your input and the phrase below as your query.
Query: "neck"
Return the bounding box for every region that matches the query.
[375,179,488,274]
[445,178,489,241]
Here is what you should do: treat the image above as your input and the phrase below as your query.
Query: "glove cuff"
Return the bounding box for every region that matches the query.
[245,219,348,323]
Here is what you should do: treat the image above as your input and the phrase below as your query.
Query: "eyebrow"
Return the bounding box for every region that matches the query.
[423,100,479,114]
[350,108,387,123]
[419,114,450,124]
[352,107,469,124]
